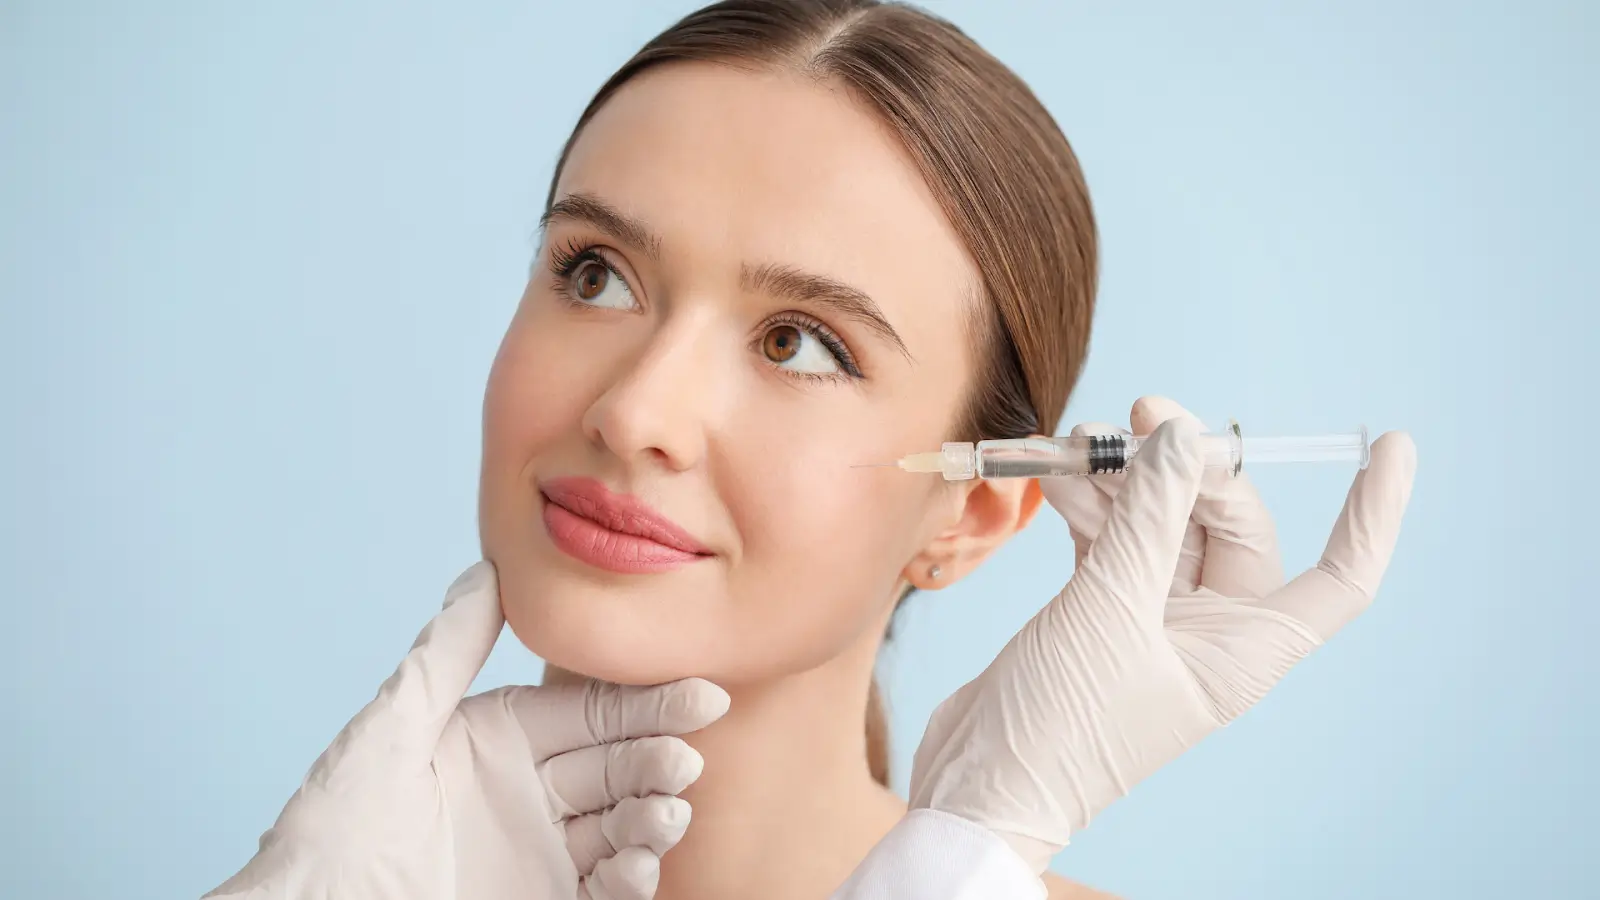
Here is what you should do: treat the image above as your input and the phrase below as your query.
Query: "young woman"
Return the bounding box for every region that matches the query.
[478,1,1108,896]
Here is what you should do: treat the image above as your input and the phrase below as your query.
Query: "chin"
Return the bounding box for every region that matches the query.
[500,581,707,687]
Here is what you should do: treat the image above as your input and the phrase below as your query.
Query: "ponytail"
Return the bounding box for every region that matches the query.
[865,676,891,787]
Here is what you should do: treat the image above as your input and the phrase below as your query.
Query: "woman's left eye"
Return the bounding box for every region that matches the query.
[564,255,636,310]
[759,320,859,377]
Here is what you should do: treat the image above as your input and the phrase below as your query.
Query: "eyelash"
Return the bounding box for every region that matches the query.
[547,237,615,303]
[545,238,865,382]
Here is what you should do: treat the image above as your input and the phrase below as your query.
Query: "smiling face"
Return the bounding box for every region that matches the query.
[478,61,1023,687]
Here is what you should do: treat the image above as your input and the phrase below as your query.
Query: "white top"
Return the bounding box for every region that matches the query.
[830,808,1046,900]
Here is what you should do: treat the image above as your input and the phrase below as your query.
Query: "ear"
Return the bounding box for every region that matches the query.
[903,459,1047,591]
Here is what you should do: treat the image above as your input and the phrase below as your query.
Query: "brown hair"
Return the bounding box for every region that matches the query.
[545,0,1096,787]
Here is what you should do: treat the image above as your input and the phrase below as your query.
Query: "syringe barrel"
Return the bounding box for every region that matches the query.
[969,423,1244,480]
[936,420,1367,480]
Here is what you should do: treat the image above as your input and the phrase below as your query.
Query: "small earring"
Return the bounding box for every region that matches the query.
[928,564,942,581]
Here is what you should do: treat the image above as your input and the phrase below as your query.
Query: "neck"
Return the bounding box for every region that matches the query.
[544,616,906,900]
[665,636,906,900]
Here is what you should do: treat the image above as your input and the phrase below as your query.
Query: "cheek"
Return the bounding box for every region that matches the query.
[713,431,932,670]
[483,319,592,465]
[479,307,613,562]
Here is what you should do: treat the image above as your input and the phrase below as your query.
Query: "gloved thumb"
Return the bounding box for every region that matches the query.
[1070,417,1205,622]
[314,561,505,780]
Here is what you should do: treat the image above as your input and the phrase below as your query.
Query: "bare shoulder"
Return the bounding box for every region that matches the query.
[1043,872,1122,900]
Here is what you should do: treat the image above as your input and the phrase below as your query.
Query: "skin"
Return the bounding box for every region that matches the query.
[479,60,1108,900]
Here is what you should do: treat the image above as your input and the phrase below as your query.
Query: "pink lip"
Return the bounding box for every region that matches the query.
[539,476,712,574]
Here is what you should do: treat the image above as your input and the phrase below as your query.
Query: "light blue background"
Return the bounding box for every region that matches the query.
[2,1,1594,897]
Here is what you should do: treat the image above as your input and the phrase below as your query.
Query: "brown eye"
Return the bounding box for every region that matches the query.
[573,260,609,300]
[763,324,803,363]
[756,317,850,377]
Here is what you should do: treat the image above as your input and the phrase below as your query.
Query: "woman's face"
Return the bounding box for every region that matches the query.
[480,62,1009,686]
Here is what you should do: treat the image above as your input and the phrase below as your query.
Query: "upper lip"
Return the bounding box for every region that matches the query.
[540,477,712,556]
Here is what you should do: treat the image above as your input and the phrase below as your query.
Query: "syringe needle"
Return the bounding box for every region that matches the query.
[850,463,899,469]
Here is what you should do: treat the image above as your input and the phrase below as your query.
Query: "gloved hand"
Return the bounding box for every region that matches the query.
[205,561,729,900]
[907,396,1416,873]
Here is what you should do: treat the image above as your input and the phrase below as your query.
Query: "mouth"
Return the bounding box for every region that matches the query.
[538,476,713,575]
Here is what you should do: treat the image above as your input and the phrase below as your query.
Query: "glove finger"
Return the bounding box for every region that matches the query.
[580,846,661,900]
[1192,468,1283,598]
[1129,397,1205,594]
[318,562,502,780]
[566,795,692,876]
[514,678,730,760]
[1072,417,1206,620]
[1171,515,1207,595]
[1261,431,1416,639]
[1130,396,1285,598]
[540,735,704,818]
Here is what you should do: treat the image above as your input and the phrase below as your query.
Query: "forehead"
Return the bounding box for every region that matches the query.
[553,61,979,364]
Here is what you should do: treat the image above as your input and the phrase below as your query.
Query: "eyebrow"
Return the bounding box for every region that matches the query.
[540,192,662,261]
[542,191,910,360]
[740,263,912,361]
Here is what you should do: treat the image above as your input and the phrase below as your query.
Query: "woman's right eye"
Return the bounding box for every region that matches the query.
[562,253,637,310]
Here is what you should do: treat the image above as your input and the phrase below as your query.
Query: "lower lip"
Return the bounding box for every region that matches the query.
[541,497,708,575]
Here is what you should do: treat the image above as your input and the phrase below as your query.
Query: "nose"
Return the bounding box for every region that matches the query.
[581,312,727,473]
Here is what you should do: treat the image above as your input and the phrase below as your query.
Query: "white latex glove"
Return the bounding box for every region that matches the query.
[908,396,1416,873]
[205,561,730,900]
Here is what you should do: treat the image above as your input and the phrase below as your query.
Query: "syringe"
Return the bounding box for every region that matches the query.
[869,420,1369,481]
